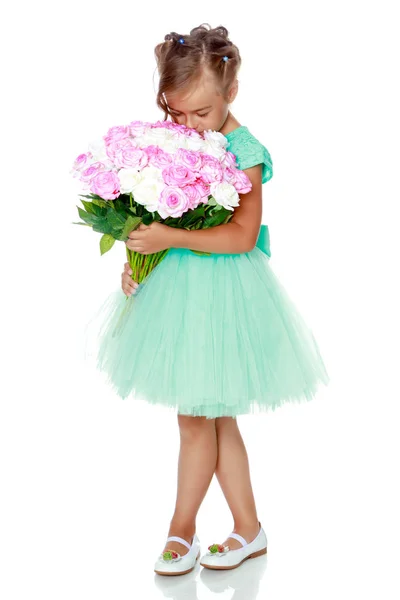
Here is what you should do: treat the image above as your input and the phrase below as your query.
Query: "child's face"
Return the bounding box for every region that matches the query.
[165,69,236,133]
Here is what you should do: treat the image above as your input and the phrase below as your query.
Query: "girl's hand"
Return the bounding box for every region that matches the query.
[121,262,139,297]
[126,222,175,254]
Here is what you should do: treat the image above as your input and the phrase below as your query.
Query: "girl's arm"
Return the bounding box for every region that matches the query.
[171,164,263,254]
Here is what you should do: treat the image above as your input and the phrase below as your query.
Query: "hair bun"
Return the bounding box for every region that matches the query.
[164,32,184,43]
[214,26,229,39]
[188,24,231,47]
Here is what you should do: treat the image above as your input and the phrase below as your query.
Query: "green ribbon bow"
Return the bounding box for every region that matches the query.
[256,224,271,257]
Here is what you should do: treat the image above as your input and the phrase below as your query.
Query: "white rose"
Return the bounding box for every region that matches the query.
[88,138,108,162]
[162,134,182,153]
[135,128,171,149]
[203,130,228,159]
[131,165,164,211]
[119,168,143,194]
[209,182,240,211]
[204,129,228,148]
[203,141,226,160]
[184,136,207,152]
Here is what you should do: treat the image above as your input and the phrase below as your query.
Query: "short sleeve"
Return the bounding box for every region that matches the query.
[225,126,273,184]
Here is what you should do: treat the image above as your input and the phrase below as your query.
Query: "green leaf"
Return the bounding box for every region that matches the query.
[77,206,98,226]
[163,216,179,226]
[107,209,127,229]
[142,213,154,226]
[80,199,96,214]
[91,203,107,217]
[92,218,111,233]
[100,233,116,255]
[179,205,207,229]
[223,213,234,225]
[188,205,207,219]
[136,203,146,218]
[207,195,217,206]
[83,192,105,201]
[203,208,232,229]
[72,221,92,227]
[114,198,130,214]
[91,198,109,210]
[120,215,142,241]
[190,249,212,256]
[78,194,98,200]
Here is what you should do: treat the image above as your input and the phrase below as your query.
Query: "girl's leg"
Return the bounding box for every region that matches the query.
[214,416,261,550]
[162,415,218,557]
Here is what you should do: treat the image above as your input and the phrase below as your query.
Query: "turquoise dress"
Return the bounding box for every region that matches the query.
[85,126,330,418]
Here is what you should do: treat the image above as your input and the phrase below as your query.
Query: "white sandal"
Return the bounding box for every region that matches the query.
[154,533,201,576]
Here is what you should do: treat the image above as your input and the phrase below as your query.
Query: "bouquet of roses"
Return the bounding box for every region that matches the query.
[70,120,252,291]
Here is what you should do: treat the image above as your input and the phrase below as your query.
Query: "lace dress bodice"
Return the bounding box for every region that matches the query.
[224,125,273,184]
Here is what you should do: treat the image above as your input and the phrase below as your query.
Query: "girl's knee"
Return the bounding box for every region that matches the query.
[215,416,239,430]
[177,414,216,438]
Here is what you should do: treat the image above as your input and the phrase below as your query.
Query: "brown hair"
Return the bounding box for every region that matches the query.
[154,23,241,119]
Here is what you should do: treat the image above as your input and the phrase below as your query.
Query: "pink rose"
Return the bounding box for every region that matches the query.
[194,180,210,203]
[72,152,93,173]
[151,121,187,136]
[90,171,120,200]
[168,122,187,133]
[182,184,202,209]
[176,122,202,138]
[162,164,197,187]
[152,120,175,130]
[114,147,148,170]
[223,151,238,168]
[128,120,148,137]
[222,167,237,185]
[233,170,252,194]
[186,128,203,139]
[106,138,136,162]
[153,120,200,138]
[175,148,202,171]
[80,161,108,183]
[103,125,130,145]
[158,186,190,219]
[145,145,173,169]
[199,154,223,184]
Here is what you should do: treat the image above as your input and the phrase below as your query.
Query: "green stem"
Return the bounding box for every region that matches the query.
[125,246,170,290]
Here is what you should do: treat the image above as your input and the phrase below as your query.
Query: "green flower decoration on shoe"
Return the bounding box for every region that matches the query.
[208,543,228,555]
[162,549,179,561]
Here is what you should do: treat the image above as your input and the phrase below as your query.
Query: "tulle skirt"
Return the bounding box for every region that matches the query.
[84,240,330,418]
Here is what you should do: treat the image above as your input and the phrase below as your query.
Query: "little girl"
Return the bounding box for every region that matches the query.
[91,23,329,575]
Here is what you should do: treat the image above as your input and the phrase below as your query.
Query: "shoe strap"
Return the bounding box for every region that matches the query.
[227,532,248,547]
[227,522,262,547]
[165,536,192,550]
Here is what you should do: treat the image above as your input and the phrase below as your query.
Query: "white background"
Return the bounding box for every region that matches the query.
[1,1,399,598]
